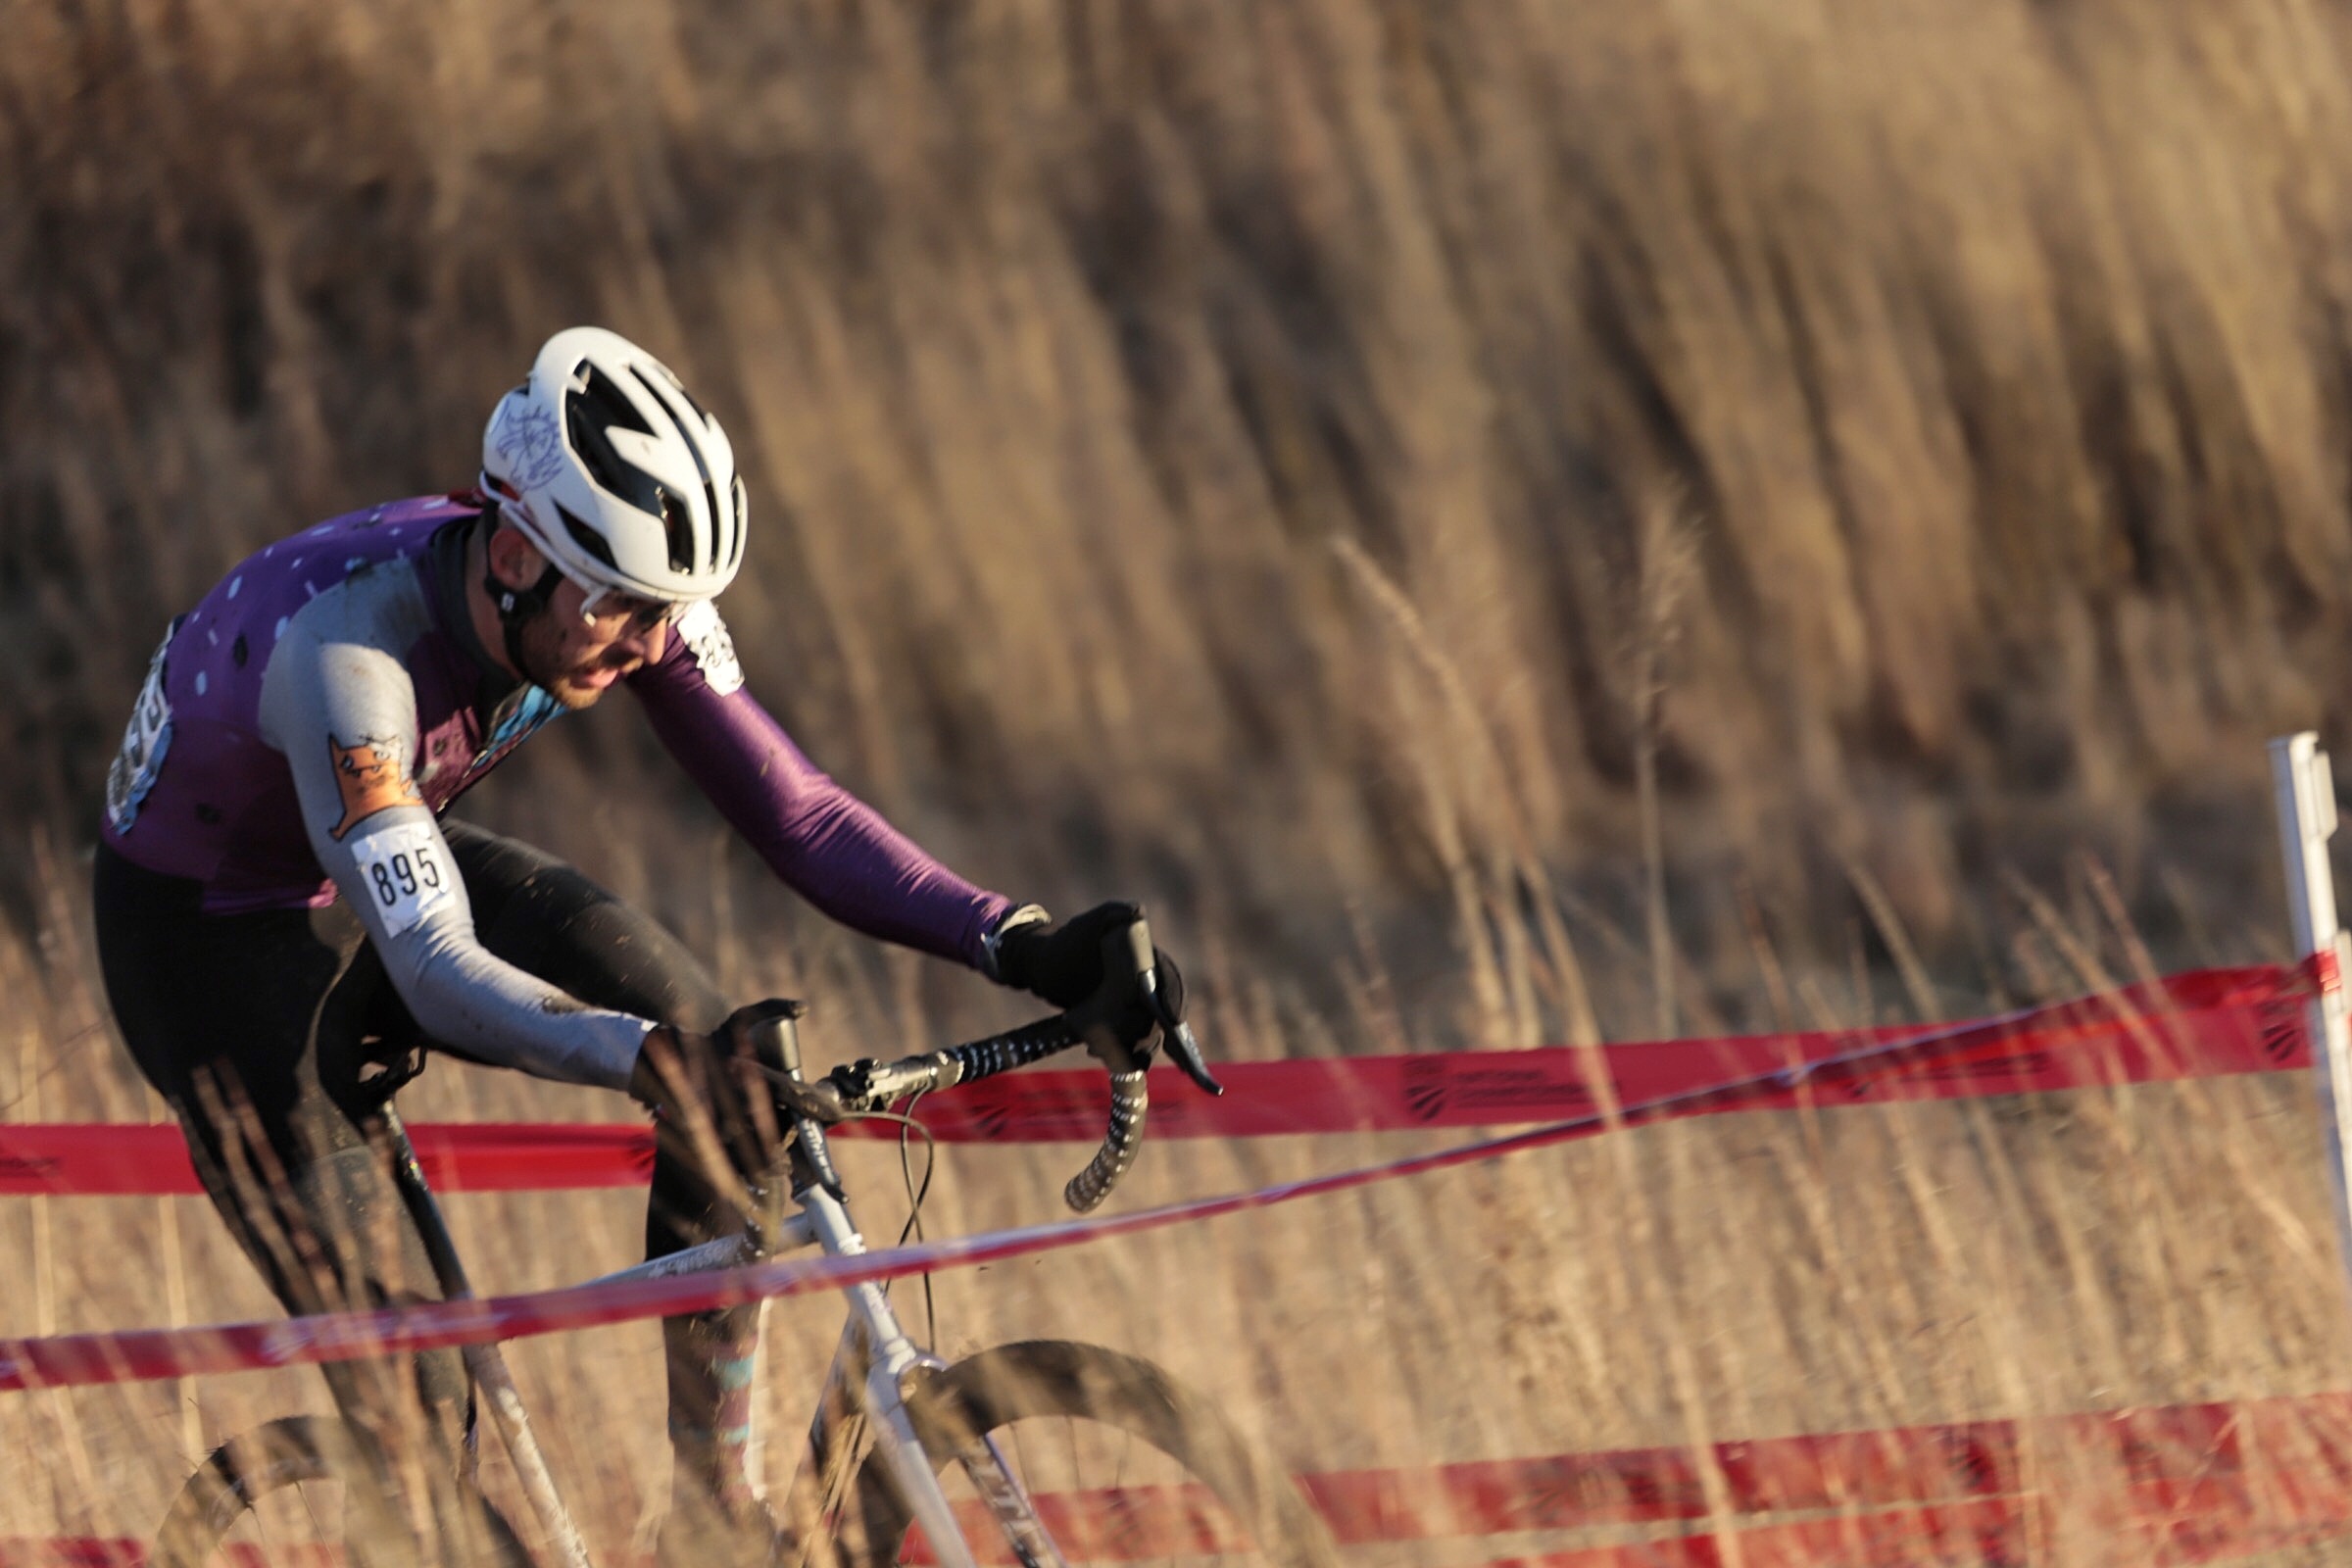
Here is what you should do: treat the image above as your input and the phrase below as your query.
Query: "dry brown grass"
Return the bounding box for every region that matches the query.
[14,0,2352,1561]
[8,0,2352,1004]
[8,848,2352,1566]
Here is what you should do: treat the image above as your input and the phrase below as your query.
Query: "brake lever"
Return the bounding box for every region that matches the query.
[1162,1018,1223,1098]
[1125,913,1224,1098]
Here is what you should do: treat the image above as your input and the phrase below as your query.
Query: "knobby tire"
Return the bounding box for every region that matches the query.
[153,1413,531,1568]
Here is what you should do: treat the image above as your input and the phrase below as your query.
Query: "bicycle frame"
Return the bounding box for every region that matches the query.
[378,1083,1062,1568]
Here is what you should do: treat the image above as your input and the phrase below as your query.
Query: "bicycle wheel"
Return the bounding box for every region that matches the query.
[841,1341,1338,1568]
[153,1414,532,1568]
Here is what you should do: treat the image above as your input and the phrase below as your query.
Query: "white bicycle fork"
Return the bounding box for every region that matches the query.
[800,1185,1069,1568]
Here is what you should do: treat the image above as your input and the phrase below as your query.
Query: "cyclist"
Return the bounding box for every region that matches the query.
[91,326,1183,1562]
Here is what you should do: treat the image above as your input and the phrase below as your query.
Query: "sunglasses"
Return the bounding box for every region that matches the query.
[578,586,685,635]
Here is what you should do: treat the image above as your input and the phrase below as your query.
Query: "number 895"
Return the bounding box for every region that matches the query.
[369,843,445,906]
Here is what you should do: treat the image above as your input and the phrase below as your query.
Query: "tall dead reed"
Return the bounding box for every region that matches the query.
[11,5,2352,1558]
[6,0,2352,1012]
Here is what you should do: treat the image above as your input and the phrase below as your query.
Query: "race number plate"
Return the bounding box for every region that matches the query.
[105,623,177,834]
[675,600,744,696]
[346,820,455,937]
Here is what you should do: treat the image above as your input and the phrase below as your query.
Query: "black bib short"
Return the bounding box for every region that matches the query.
[93,821,754,1478]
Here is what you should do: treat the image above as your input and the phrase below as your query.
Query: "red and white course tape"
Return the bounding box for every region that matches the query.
[1,960,2345,1566]
[0,962,2326,1392]
[0,965,2313,1196]
[12,1391,2352,1566]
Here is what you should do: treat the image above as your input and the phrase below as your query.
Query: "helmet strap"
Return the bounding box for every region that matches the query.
[483,543,567,682]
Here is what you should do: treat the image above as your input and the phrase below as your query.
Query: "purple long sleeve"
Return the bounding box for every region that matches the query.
[628,610,1013,968]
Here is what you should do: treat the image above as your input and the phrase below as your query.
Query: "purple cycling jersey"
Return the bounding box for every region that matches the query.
[101,495,1014,1089]
[103,495,474,909]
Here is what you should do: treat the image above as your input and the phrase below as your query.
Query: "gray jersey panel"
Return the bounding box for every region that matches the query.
[256,565,650,1091]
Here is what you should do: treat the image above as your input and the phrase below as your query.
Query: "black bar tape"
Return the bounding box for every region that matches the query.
[940,1017,1077,1084]
[1063,1069,1150,1213]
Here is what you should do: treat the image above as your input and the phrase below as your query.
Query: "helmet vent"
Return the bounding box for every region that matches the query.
[657,490,696,573]
[629,365,721,572]
[555,502,619,571]
[572,364,654,435]
[564,366,664,518]
[701,478,721,571]
[634,364,709,430]
[728,475,748,571]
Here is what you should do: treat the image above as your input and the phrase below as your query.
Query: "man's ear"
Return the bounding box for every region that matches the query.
[485,521,549,592]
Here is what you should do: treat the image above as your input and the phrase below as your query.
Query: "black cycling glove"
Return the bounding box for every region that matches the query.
[990,902,1187,1060]
[630,999,835,1180]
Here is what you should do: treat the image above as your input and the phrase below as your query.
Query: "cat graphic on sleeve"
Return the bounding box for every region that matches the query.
[329,736,424,839]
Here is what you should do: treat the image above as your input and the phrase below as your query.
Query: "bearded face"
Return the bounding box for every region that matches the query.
[514,575,672,710]
[482,520,674,708]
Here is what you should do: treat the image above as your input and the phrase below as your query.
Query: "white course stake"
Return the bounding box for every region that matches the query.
[2271,733,2352,1289]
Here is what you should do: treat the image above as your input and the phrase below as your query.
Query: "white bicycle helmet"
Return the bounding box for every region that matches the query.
[481,326,746,604]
